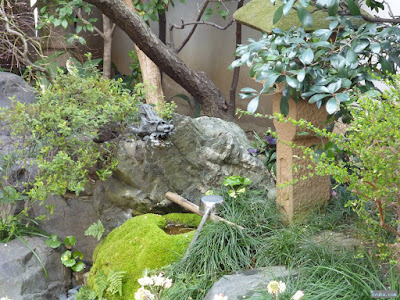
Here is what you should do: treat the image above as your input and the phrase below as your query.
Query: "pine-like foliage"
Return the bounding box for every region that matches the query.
[85,220,105,241]
[106,270,126,296]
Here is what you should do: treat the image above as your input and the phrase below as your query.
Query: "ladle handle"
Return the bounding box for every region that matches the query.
[183,207,212,260]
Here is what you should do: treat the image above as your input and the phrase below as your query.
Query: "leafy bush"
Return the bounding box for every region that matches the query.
[0,69,144,241]
[231,17,400,114]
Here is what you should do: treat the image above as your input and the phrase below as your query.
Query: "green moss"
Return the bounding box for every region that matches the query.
[233,0,331,32]
[163,213,202,227]
[88,213,200,300]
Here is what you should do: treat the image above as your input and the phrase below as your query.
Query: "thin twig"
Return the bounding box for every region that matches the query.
[175,0,210,53]
[77,8,104,38]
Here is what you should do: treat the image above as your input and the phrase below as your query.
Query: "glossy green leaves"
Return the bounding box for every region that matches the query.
[231,16,400,114]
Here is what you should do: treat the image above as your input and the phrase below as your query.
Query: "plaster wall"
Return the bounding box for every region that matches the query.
[111,0,274,133]
[111,0,399,134]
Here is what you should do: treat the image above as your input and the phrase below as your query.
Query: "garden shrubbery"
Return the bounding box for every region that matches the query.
[0,67,144,241]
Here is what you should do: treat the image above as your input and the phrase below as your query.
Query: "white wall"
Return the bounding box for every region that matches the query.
[111,0,400,133]
[111,0,274,133]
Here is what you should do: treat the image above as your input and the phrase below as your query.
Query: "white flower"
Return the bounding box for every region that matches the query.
[267,280,286,294]
[134,287,154,300]
[163,278,173,289]
[151,274,165,287]
[291,290,304,300]
[138,276,153,286]
[213,293,228,300]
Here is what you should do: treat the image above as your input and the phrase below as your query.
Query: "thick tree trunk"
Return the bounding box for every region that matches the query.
[134,45,165,107]
[102,14,113,79]
[122,0,164,108]
[84,0,229,119]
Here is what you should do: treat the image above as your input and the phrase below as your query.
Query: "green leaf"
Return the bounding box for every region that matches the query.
[61,19,68,29]
[273,5,284,24]
[335,93,350,102]
[346,0,361,15]
[353,40,369,53]
[369,42,381,54]
[260,73,280,92]
[308,93,329,104]
[326,97,338,114]
[328,0,339,15]
[283,0,295,16]
[73,251,84,260]
[45,235,62,249]
[299,48,314,65]
[297,69,306,82]
[286,76,298,88]
[72,261,86,272]
[297,6,313,27]
[61,250,72,262]
[379,57,394,75]
[280,85,290,116]
[223,176,242,187]
[240,87,258,93]
[247,96,260,114]
[64,235,76,247]
[85,220,105,241]
[346,49,357,64]
[63,258,76,268]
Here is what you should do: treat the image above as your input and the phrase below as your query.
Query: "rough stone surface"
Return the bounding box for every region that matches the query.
[94,114,275,215]
[204,266,295,300]
[0,72,36,147]
[273,96,330,223]
[32,194,132,262]
[0,236,71,300]
[0,72,36,108]
[312,230,362,251]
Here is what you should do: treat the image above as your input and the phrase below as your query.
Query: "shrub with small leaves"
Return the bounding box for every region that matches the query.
[0,69,143,207]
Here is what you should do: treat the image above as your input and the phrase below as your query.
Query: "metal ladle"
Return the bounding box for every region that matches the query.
[183,195,224,259]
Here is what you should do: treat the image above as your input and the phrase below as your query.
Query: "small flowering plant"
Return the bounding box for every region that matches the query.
[247,130,277,176]
[134,272,173,300]
[223,175,252,199]
[266,280,304,300]
[267,280,286,299]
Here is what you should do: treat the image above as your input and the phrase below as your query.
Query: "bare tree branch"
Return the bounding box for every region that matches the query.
[170,18,234,49]
[0,0,47,73]
[174,0,210,53]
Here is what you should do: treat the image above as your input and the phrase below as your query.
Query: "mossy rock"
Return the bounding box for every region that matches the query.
[233,0,370,32]
[233,0,330,32]
[88,213,201,299]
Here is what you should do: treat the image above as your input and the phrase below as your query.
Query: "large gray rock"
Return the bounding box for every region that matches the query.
[0,237,71,300]
[0,72,36,108]
[93,114,275,215]
[204,267,294,300]
[0,72,36,149]
[32,194,132,262]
